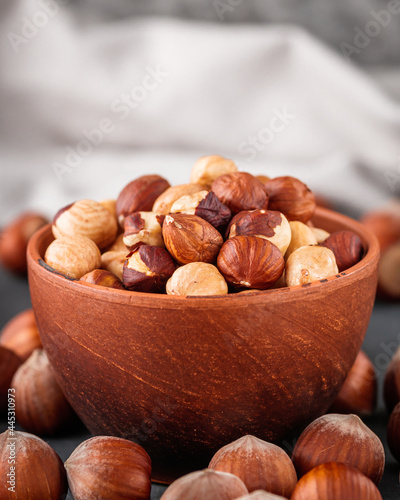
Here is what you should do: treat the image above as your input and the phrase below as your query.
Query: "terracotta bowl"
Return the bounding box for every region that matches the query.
[27,208,379,483]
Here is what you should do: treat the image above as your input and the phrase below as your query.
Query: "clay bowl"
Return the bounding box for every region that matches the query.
[27,207,379,483]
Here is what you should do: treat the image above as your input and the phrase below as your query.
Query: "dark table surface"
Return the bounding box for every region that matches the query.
[0,268,399,499]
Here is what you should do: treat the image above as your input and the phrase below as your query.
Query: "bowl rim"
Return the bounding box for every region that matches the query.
[27,207,380,305]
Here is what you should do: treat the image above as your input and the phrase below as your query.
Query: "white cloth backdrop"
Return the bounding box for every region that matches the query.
[0,0,399,224]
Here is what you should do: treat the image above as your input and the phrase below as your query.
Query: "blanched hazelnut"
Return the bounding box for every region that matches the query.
[310,227,330,244]
[286,246,338,287]
[106,233,129,253]
[53,199,117,250]
[228,210,291,255]
[212,172,268,214]
[45,235,102,279]
[99,198,117,219]
[101,251,128,280]
[163,214,223,265]
[123,245,176,293]
[217,236,284,290]
[171,191,231,230]
[285,221,318,259]
[123,212,165,249]
[190,154,238,187]
[166,263,228,296]
[152,183,205,215]
[322,231,364,272]
[80,269,125,290]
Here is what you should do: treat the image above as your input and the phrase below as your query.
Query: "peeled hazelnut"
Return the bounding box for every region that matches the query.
[285,221,318,259]
[80,269,125,290]
[99,198,117,218]
[0,309,42,362]
[65,436,152,500]
[12,349,77,435]
[0,212,48,274]
[384,346,400,413]
[209,435,297,497]
[101,250,128,280]
[238,492,286,500]
[0,430,68,499]
[285,246,338,287]
[291,462,382,500]
[264,176,316,223]
[190,154,238,187]
[45,235,101,279]
[218,236,284,290]
[228,210,291,255]
[53,199,118,250]
[212,172,268,215]
[163,214,223,265]
[152,183,205,215]
[329,351,377,416]
[123,212,165,249]
[322,230,364,272]
[310,227,330,244]
[171,191,231,230]
[123,245,176,293]
[116,174,170,226]
[106,233,129,253]
[0,346,21,412]
[292,414,385,484]
[166,263,228,296]
[387,402,400,462]
[161,469,248,500]
[378,241,400,299]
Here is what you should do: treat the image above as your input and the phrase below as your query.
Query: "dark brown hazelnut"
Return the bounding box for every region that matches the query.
[123,211,165,249]
[80,269,125,289]
[0,346,21,412]
[322,231,364,272]
[387,402,400,462]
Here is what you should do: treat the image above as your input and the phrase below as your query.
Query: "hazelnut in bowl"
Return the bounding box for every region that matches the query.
[27,170,379,483]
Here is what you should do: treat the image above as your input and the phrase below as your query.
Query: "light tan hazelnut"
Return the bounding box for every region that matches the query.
[101,251,128,280]
[310,227,330,244]
[106,234,129,253]
[45,235,101,279]
[152,183,205,215]
[166,263,228,296]
[190,155,238,187]
[99,199,117,219]
[53,199,117,250]
[285,221,318,259]
[123,212,165,249]
[286,246,339,286]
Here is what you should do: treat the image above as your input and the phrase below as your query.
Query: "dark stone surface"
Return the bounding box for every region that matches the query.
[0,267,399,499]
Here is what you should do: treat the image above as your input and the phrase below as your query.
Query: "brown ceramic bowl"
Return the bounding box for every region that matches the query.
[27,207,379,483]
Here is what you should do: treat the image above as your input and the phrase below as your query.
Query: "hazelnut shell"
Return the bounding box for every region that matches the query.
[0,309,42,362]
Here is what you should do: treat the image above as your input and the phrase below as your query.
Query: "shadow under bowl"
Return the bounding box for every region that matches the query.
[27,207,379,483]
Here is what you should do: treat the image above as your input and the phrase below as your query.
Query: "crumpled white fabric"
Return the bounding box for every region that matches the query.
[0,0,399,224]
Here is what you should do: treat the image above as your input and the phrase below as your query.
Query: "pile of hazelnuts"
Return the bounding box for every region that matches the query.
[43,155,364,295]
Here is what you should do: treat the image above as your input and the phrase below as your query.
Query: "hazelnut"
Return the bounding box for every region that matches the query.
[116,174,170,226]
[256,175,271,185]
[0,212,48,274]
[291,414,385,484]
[212,172,268,214]
[285,246,338,287]
[190,154,238,187]
[264,176,316,223]
[378,241,400,299]
[0,346,21,411]
[0,430,68,499]
[65,436,152,500]
[163,214,223,265]
[53,199,118,250]
[161,469,248,500]
[166,263,228,296]
[99,198,117,218]
[80,269,125,290]
[11,349,77,435]
[45,235,102,279]
[123,212,165,249]
[329,351,377,416]
[227,210,291,255]
[387,402,400,462]
[383,346,400,413]
[209,435,297,497]
[152,183,205,215]
[361,203,400,252]
[238,492,286,500]
[322,230,364,272]
[106,233,129,253]
[0,309,42,362]
[171,190,232,230]
[217,236,284,290]
[310,227,330,244]
[123,245,176,293]
[101,250,128,280]
[291,462,382,500]
[285,221,318,259]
